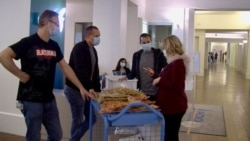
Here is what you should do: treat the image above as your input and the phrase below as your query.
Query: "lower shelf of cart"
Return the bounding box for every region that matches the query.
[104,112,159,126]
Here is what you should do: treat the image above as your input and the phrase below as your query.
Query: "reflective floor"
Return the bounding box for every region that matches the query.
[0,62,249,141]
[180,62,250,141]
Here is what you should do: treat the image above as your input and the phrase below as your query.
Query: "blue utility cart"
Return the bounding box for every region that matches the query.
[88,100,165,141]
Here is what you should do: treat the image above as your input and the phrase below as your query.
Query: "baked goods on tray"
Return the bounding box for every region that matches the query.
[97,87,158,114]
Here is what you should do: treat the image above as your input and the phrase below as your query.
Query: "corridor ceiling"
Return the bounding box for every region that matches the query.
[196,11,249,43]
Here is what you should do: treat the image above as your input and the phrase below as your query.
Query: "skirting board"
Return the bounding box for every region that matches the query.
[0,112,26,136]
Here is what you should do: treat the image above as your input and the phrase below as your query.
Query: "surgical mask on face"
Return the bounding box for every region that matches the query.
[141,43,152,51]
[120,62,126,68]
[93,37,100,46]
[49,26,60,36]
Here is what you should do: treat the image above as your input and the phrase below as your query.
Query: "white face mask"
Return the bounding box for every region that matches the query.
[120,62,126,67]
[49,26,60,36]
[141,43,151,51]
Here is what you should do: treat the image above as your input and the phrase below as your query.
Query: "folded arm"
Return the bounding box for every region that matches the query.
[0,47,29,83]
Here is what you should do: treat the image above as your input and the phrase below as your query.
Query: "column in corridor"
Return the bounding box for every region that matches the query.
[205,41,212,68]
[246,30,250,79]
[229,43,236,68]
[91,2,129,139]
[93,0,128,74]
[195,29,206,76]
[184,9,195,91]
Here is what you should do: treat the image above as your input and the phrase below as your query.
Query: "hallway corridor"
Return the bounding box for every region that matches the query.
[180,62,250,141]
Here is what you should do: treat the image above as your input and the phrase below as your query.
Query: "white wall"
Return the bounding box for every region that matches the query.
[235,44,247,73]
[126,3,141,68]
[145,0,250,23]
[0,0,31,136]
[229,43,236,68]
[195,11,250,30]
[130,0,146,19]
[246,32,250,79]
[171,9,185,42]
[64,0,93,62]
[93,0,128,74]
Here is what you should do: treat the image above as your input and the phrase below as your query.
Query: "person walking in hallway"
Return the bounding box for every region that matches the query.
[214,52,218,62]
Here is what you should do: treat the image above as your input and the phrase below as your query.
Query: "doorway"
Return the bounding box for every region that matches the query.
[74,22,92,44]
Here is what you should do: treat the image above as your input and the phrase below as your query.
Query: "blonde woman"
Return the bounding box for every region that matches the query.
[152,35,190,141]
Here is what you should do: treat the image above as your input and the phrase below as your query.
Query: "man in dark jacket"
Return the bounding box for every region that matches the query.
[64,26,101,141]
[125,33,167,101]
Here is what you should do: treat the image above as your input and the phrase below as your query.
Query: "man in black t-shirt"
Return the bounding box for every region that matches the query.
[0,10,94,141]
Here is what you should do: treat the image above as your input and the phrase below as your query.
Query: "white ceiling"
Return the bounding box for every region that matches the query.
[206,31,248,39]
[141,0,250,43]
[129,1,250,43]
[197,11,248,42]
[196,11,249,42]
[144,0,250,24]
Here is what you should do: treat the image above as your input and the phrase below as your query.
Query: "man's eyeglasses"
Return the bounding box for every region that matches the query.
[49,20,59,27]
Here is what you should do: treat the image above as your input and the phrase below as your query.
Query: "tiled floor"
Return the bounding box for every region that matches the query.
[180,62,250,141]
[1,62,250,141]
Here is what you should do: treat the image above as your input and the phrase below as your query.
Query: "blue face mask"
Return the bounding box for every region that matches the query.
[93,37,100,46]
[141,43,151,51]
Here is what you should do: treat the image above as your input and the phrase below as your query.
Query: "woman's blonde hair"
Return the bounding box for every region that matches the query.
[163,35,184,55]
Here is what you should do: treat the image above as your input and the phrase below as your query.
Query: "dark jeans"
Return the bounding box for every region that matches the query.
[21,99,62,141]
[64,85,96,141]
[163,112,185,141]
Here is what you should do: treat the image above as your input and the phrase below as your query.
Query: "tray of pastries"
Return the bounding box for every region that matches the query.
[97,87,158,114]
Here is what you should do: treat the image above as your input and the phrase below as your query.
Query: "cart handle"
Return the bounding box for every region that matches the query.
[107,102,163,122]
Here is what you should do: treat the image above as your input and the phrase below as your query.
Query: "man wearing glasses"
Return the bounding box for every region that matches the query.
[0,10,95,141]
